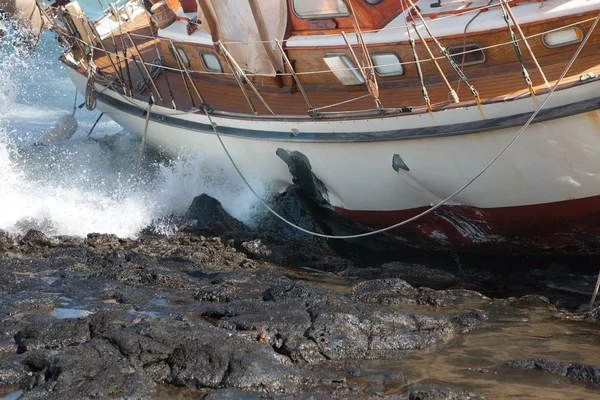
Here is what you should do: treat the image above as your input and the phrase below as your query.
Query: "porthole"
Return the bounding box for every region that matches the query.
[169,44,190,68]
[292,0,349,19]
[446,42,486,66]
[200,52,223,73]
[371,52,404,76]
[542,26,584,48]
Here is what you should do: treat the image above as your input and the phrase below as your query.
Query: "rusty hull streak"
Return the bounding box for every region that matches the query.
[336,197,600,255]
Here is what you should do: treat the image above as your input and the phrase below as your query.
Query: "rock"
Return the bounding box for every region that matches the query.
[216,303,311,341]
[0,229,12,252]
[200,388,262,400]
[351,279,483,307]
[184,194,248,235]
[15,318,91,353]
[306,297,454,360]
[586,306,600,321]
[19,229,51,248]
[453,310,488,331]
[507,358,600,387]
[396,383,485,399]
[380,262,456,284]
[166,326,306,393]
[0,355,26,386]
[85,232,121,248]
[23,339,157,399]
[195,269,289,303]
[263,280,336,305]
[88,311,132,337]
[278,335,326,364]
[259,186,326,244]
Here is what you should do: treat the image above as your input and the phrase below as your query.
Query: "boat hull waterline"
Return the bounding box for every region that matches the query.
[68,68,600,254]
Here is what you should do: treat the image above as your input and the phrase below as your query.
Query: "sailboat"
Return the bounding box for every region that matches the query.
[39,0,600,253]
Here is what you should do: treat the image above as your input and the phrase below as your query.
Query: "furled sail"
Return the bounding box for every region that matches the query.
[196,0,286,76]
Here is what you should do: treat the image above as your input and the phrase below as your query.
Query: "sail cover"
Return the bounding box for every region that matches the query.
[197,0,286,76]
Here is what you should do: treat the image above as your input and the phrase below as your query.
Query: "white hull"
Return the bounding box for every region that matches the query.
[69,69,600,214]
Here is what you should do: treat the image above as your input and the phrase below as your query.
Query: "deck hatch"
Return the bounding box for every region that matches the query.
[446,43,485,67]
[323,54,365,85]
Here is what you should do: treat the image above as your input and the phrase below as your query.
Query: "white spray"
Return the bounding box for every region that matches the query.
[0,32,267,238]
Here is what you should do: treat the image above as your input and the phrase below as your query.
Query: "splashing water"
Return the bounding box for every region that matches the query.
[0,22,267,238]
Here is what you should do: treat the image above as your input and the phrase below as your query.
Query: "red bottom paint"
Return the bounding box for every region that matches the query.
[336,196,600,255]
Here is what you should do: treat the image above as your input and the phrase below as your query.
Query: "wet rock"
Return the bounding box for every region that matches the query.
[195,269,289,303]
[306,297,454,360]
[380,262,456,284]
[19,229,51,248]
[263,280,336,305]
[88,310,132,337]
[395,383,485,399]
[15,317,91,353]
[507,358,600,387]
[585,306,600,321]
[183,194,248,235]
[453,310,489,331]
[23,339,157,399]
[351,279,483,307]
[278,335,326,364]
[0,229,12,252]
[259,186,326,244]
[216,303,311,340]
[84,232,121,248]
[166,326,306,393]
[0,355,26,386]
[200,388,262,400]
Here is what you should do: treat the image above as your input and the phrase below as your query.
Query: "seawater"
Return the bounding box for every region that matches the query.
[0,1,266,238]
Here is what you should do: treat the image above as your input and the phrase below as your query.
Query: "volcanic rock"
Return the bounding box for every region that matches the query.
[507,358,600,387]
[183,194,248,235]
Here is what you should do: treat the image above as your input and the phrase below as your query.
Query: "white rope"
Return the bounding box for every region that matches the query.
[202,12,600,240]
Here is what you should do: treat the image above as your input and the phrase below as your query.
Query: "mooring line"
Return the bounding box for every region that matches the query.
[200,11,600,240]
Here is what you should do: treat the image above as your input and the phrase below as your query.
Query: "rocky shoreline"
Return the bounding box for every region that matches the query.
[1,192,600,399]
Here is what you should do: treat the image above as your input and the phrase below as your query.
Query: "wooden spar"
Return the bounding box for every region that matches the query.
[411,23,459,103]
[127,32,164,101]
[141,3,177,109]
[341,31,382,109]
[218,41,275,115]
[217,42,257,114]
[84,18,126,90]
[169,39,206,104]
[342,0,382,109]
[274,38,313,110]
[247,0,281,75]
[199,0,219,43]
[501,0,550,88]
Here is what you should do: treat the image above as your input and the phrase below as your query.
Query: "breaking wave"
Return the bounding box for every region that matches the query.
[0,26,267,238]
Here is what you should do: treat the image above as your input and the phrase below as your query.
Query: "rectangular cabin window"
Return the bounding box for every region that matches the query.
[292,0,349,19]
[323,54,364,86]
[446,43,485,67]
[542,26,583,48]
[371,53,404,76]
[201,52,223,73]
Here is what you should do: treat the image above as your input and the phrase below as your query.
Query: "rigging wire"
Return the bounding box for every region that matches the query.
[199,12,600,240]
